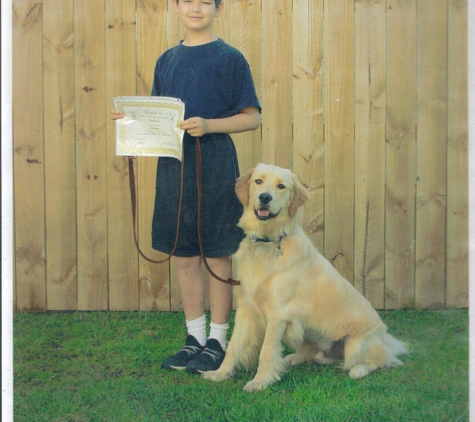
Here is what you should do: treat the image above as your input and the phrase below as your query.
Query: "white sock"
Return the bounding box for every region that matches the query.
[186,315,207,347]
[209,321,229,350]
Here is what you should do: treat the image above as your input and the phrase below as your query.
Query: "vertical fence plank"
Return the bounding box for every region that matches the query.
[105,0,139,311]
[75,0,108,310]
[446,0,468,308]
[43,0,77,310]
[167,0,182,48]
[385,0,416,309]
[415,1,447,309]
[261,0,292,168]
[13,0,46,311]
[213,0,230,42]
[292,0,324,251]
[137,0,171,311]
[230,0,262,175]
[323,0,355,282]
[354,0,386,308]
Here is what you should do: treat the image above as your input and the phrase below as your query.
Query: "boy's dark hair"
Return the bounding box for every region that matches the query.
[176,0,222,7]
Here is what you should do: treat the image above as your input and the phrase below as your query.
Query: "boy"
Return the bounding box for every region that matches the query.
[111,0,260,374]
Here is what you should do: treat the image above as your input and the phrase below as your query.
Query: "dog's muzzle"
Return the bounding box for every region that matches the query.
[255,193,280,220]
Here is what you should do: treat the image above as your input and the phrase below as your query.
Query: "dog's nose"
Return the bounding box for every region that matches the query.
[258,193,273,204]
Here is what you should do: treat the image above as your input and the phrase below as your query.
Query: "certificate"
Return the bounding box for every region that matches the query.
[113,96,185,160]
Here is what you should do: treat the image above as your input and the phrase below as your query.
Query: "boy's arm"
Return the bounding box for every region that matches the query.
[180,107,261,137]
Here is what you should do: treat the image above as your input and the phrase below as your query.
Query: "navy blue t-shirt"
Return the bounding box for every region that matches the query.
[151,38,261,120]
[150,39,261,257]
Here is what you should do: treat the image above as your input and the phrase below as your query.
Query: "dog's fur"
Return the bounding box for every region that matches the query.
[202,163,407,392]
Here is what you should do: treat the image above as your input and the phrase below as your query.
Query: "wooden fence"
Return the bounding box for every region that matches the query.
[12,0,468,311]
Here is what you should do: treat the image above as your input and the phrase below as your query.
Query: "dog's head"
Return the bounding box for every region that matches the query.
[235,163,309,221]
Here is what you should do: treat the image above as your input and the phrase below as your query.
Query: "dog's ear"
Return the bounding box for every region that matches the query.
[235,169,254,205]
[289,174,309,216]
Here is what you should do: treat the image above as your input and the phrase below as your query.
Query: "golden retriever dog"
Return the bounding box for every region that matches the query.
[202,163,407,392]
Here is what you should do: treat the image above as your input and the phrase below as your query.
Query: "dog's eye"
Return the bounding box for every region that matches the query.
[255,179,263,185]
[277,184,286,189]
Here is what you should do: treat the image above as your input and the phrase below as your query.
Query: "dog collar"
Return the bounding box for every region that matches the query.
[249,234,285,256]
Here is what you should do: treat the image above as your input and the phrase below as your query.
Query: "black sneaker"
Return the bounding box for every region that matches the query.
[186,338,225,374]
[161,335,205,370]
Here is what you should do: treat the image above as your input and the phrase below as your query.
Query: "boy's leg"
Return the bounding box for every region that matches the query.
[162,256,206,370]
[207,257,232,349]
[185,257,232,374]
[207,256,233,325]
[175,255,205,321]
[175,255,232,343]
[176,255,209,345]
[175,256,232,324]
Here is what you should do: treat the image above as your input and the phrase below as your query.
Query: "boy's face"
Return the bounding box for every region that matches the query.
[174,0,223,31]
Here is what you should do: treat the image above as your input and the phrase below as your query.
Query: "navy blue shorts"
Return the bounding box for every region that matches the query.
[151,133,245,257]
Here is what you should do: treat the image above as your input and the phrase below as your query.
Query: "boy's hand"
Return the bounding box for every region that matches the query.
[110,109,125,120]
[180,117,208,137]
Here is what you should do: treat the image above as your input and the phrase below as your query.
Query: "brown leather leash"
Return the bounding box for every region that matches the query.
[194,137,240,285]
[127,137,240,285]
[127,155,183,264]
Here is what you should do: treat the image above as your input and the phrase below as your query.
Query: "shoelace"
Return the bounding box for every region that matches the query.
[181,344,203,357]
[200,347,223,361]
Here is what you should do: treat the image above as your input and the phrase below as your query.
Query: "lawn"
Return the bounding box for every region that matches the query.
[13,309,468,421]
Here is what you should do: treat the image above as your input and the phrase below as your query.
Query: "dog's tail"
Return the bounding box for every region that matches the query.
[383,333,408,367]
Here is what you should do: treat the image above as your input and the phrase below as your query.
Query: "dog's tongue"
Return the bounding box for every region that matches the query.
[258,208,270,217]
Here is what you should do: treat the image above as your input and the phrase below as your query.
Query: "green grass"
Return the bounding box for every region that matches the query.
[14,309,468,422]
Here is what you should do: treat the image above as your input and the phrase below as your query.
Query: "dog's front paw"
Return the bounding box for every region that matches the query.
[201,369,231,382]
[243,379,270,392]
[243,373,280,392]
